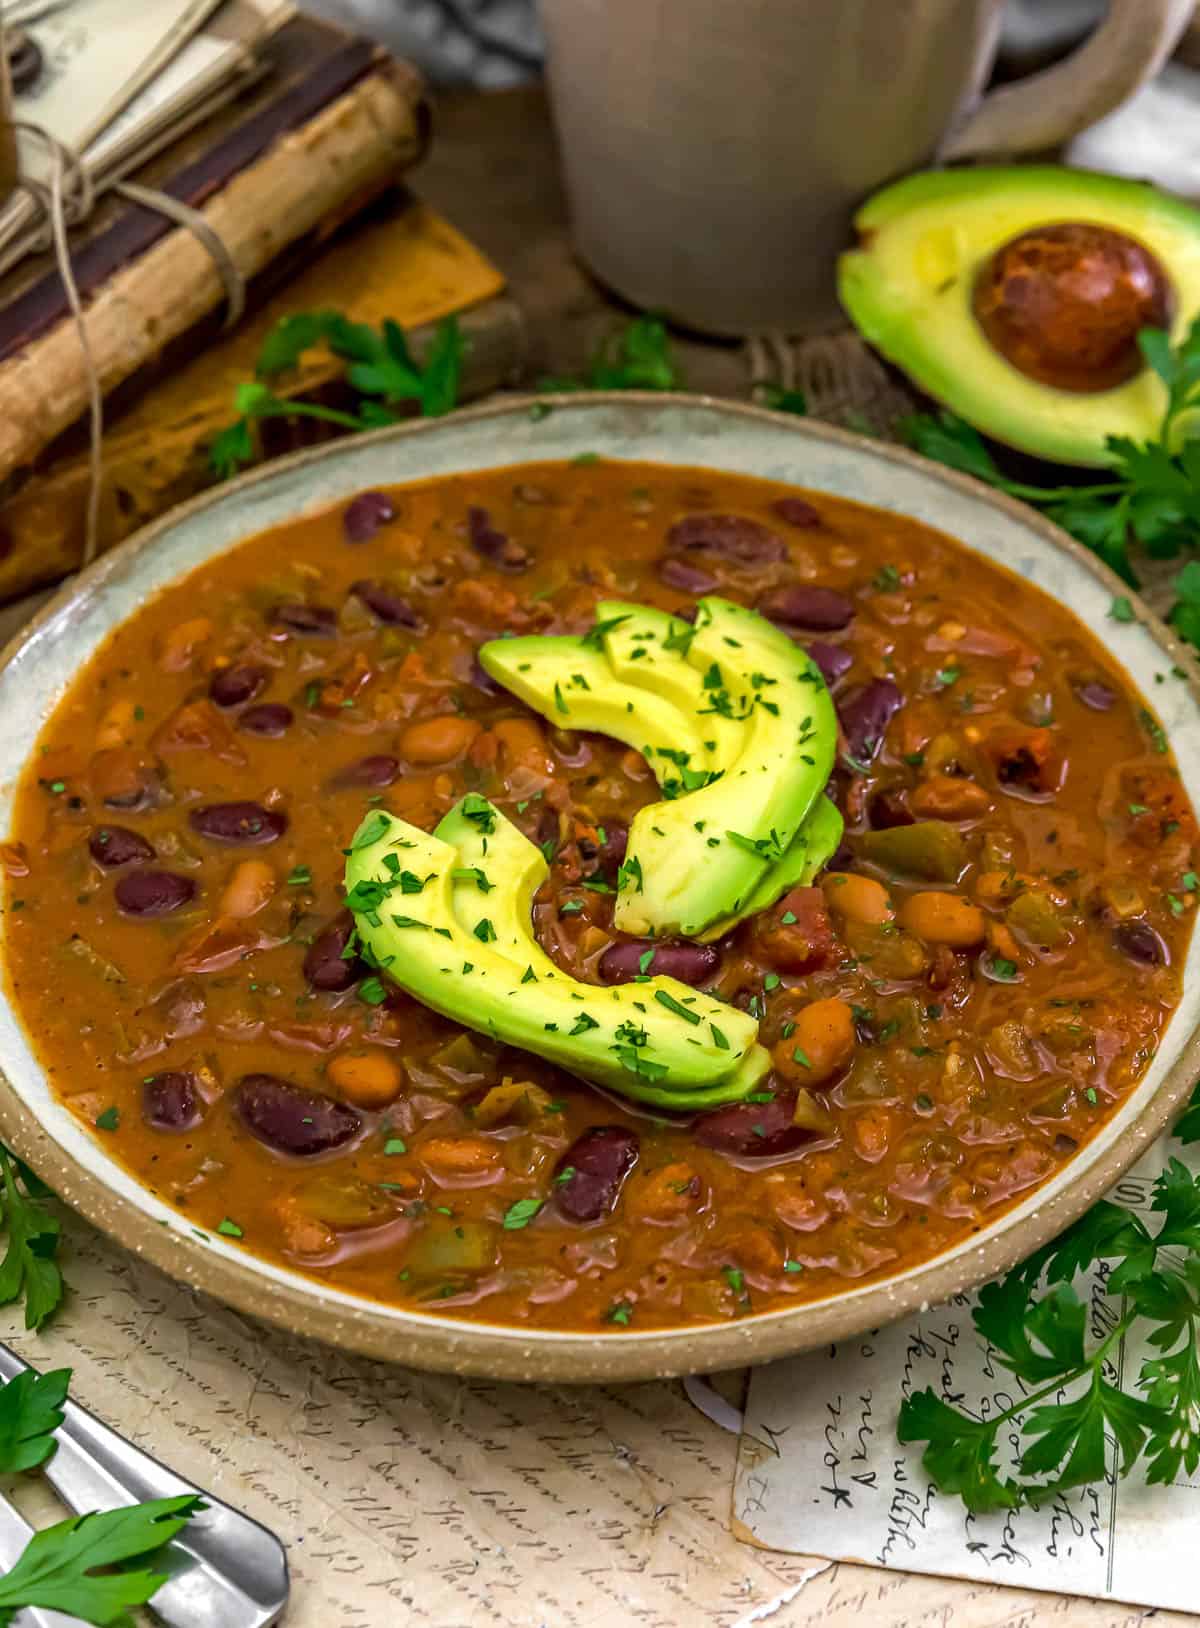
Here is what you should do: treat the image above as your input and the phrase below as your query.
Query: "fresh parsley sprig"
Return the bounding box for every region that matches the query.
[209,311,464,478]
[901,319,1200,594]
[538,315,681,392]
[899,1104,1200,1514]
[0,1495,204,1627]
[0,1148,63,1331]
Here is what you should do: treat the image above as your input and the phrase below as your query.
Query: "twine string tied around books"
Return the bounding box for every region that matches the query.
[9,121,248,564]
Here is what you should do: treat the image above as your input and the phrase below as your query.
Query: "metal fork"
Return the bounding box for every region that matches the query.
[0,1343,289,1628]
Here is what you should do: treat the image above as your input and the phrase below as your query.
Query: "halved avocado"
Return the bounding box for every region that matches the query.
[344,800,770,1108]
[838,165,1200,467]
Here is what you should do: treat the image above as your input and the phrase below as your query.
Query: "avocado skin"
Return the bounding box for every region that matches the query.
[344,801,770,1107]
[838,165,1200,467]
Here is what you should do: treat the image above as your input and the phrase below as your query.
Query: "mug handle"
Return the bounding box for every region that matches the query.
[940,0,1194,161]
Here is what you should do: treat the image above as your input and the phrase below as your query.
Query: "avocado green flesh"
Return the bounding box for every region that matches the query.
[838,165,1200,468]
[478,597,838,938]
[697,794,844,942]
[621,598,837,937]
[596,600,744,769]
[477,638,710,779]
[345,803,769,1105]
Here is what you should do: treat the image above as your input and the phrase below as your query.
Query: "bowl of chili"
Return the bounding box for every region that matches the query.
[2,394,1199,1381]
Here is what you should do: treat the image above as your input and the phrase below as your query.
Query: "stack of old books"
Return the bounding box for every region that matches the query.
[0,0,524,604]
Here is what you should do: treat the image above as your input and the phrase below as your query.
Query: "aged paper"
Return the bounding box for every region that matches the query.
[735,1138,1200,1618]
[2,1212,830,1628]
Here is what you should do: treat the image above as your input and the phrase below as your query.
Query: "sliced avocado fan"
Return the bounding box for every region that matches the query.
[343,798,771,1109]
[838,165,1200,468]
[479,597,838,938]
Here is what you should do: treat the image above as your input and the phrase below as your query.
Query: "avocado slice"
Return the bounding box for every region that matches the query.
[478,637,711,783]
[344,801,770,1108]
[696,794,844,943]
[838,165,1200,467]
[618,597,836,937]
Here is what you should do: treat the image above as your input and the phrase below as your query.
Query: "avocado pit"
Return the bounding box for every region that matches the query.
[972,221,1172,393]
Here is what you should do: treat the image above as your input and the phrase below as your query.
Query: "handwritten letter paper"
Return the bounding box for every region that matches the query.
[735,1141,1200,1614]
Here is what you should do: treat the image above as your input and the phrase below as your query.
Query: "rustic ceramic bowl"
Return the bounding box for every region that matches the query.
[2,396,1199,1382]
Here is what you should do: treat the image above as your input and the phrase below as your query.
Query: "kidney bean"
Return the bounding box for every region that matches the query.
[806,640,854,686]
[469,655,501,695]
[770,497,821,528]
[143,1071,201,1131]
[599,939,719,985]
[758,584,854,631]
[838,678,903,765]
[468,506,531,571]
[597,819,628,872]
[330,754,400,789]
[351,580,423,628]
[208,663,267,708]
[1072,677,1117,711]
[1114,919,1167,966]
[304,909,364,991]
[88,825,155,868]
[189,802,287,845]
[342,490,396,543]
[238,703,293,738]
[693,1094,810,1158]
[270,602,337,636]
[868,787,914,829]
[667,513,787,564]
[235,1074,361,1156]
[553,1127,639,1221]
[115,870,196,917]
[656,557,717,595]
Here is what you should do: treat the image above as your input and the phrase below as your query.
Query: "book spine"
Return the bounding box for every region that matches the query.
[0,62,428,485]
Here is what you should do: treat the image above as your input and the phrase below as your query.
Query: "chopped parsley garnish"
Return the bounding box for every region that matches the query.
[654,989,701,1025]
[473,918,497,943]
[358,977,388,1005]
[451,866,494,892]
[569,1012,599,1036]
[605,1301,633,1326]
[349,810,390,850]
[384,1137,407,1155]
[94,1107,120,1131]
[286,864,312,886]
[502,1198,543,1230]
[217,1218,244,1238]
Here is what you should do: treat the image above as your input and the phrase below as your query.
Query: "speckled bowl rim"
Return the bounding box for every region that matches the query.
[2,392,1199,1383]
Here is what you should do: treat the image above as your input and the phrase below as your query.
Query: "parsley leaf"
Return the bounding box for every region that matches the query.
[0,1494,203,1626]
[0,1150,63,1331]
[0,1366,70,1472]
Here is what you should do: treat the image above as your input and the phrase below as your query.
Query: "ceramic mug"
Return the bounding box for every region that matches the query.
[540,0,1194,336]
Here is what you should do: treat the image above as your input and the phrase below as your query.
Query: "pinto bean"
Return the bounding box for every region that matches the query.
[270,602,337,636]
[598,939,719,985]
[351,580,423,627]
[208,663,267,708]
[806,641,853,686]
[821,872,892,925]
[666,513,787,564]
[774,998,856,1086]
[189,802,287,845]
[237,704,293,738]
[303,910,364,991]
[142,1071,202,1130]
[656,557,717,594]
[758,584,854,631]
[900,892,986,948]
[88,826,155,868]
[400,715,481,764]
[115,870,196,916]
[770,497,821,528]
[236,1074,361,1156]
[553,1127,639,1221]
[219,858,276,920]
[90,749,160,811]
[467,506,531,571]
[326,1051,405,1108]
[342,490,396,543]
[330,754,400,789]
[693,1095,810,1158]
[838,678,903,765]
[1114,919,1167,966]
